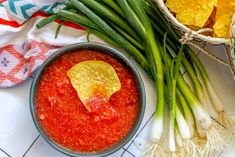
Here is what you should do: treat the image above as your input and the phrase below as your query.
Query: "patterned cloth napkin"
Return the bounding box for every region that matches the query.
[0,0,90,88]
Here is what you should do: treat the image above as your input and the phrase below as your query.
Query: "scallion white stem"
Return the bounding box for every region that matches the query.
[177,75,213,130]
[169,117,176,152]
[186,47,224,112]
[205,81,224,112]
[150,117,164,142]
[176,89,195,138]
[175,126,183,147]
[176,105,191,139]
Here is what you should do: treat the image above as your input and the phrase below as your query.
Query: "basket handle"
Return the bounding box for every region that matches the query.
[227,13,235,79]
[179,26,235,79]
[179,29,231,67]
[230,13,235,66]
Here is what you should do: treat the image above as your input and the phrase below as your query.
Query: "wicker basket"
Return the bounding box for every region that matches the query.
[153,0,235,78]
[153,0,231,46]
[231,15,235,66]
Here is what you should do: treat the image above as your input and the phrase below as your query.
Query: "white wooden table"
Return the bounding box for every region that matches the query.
[0,44,235,157]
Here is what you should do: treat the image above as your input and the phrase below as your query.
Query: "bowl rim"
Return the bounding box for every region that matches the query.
[29,42,146,157]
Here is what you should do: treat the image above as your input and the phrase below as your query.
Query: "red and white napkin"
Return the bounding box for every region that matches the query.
[0,0,94,88]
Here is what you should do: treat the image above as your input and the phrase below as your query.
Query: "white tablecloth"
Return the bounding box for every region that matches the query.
[0,44,235,157]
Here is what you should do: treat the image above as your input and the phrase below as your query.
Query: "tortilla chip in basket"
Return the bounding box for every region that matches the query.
[166,0,217,28]
[213,0,235,38]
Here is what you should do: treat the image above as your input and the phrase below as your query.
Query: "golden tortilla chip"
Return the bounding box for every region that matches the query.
[213,0,235,38]
[166,0,216,28]
[67,60,121,112]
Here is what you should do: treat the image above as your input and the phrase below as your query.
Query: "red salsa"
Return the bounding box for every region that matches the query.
[35,50,140,153]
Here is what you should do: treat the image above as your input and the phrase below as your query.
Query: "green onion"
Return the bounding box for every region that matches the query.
[160,34,212,131]
[58,10,101,31]
[78,0,141,42]
[36,15,59,29]
[108,22,144,51]
[69,0,150,74]
[177,74,212,130]
[175,105,191,139]
[176,89,195,138]
[186,47,224,112]
[117,0,146,38]
[55,22,64,39]
[173,47,191,141]
[100,0,126,18]
[89,30,119,47]
[175,125,183,147]
[127,0,165,143]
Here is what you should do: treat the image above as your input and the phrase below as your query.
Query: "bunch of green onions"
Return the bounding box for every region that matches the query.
[37,0,235,156]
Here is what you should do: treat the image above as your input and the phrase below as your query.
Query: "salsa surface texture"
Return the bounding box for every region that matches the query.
[35,50,140,153]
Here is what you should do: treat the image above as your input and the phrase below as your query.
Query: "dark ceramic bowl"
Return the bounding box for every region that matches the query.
[29,42,146,157]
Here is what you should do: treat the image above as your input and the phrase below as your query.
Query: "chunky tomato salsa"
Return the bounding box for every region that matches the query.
[35,50,140,153]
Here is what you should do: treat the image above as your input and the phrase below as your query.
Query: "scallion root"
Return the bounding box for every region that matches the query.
[195,118,207,138]
[183,140,198,157]
[191,133,207,157]
[176,139,198,157]
[175,125,199,157]
[217,112,235,143]
[204,123,227,156]
[141,142,167,157]
[170,152,177,157]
